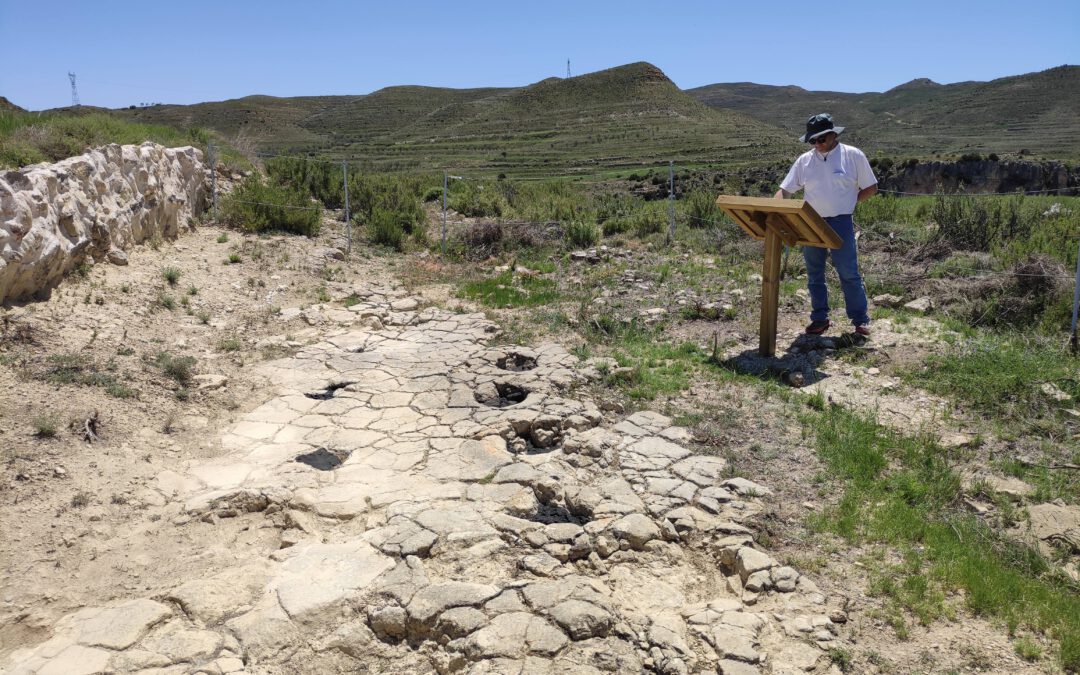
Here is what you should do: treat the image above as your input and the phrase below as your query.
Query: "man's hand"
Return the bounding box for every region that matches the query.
[774,189,791,199]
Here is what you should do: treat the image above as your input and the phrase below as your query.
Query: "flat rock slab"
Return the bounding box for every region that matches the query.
[407,582,502,625]
[167,564,272,626]
[54,599,173,650]
[273,541,394,619]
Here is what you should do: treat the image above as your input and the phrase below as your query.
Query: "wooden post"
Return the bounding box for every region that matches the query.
[760,228,783,357]
[713,195,841,359]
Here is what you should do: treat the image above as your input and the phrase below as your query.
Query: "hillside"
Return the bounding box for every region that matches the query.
[114,63,796,175]
[688,65,1080,159]
[0,97,25,113]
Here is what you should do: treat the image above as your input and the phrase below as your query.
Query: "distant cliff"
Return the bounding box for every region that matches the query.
[871,157,1077,195]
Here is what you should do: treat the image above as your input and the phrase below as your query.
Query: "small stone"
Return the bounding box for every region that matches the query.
[521,553,562,577]
[107,249,129,266]
[435,606,487,639]
[744,570,772,592]
[549,600,613,640]
[872,293,903,308]
[735,547,776,582]
[608,513,661,550]
[940,432,974,448]
[368,605,407,640]
[595,535,620,558]
[722,478,772,497]
[717,658,761,675]
[1042,382,1071,401]
[904,297,933,313]
[193,374,228,390]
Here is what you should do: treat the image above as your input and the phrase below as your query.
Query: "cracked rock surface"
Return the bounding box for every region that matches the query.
[6,285,846,674]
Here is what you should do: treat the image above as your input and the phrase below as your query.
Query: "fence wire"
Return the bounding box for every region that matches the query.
[206,145,1080,286]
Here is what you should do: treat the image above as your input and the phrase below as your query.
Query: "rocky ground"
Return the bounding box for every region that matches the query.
[0,213,1074,674]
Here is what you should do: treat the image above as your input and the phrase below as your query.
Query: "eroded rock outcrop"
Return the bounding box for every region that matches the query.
[0,142,208,303]
[5,283,848,674]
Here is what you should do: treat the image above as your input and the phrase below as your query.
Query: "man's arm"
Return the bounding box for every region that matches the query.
[856,184,878,203]
[774,189,792,199]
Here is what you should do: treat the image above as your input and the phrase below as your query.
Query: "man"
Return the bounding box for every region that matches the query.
[774,113,877,336]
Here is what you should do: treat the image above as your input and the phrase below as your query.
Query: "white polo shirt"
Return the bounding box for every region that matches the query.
[779,143,877,218]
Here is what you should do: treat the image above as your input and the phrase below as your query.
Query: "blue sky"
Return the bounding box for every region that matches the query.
[1,0,1077,111]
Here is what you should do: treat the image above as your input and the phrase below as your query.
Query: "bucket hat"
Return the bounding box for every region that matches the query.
[799,113,845,143]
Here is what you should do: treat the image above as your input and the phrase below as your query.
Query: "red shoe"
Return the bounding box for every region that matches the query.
[854,323,871,337]
[805,320,831,335]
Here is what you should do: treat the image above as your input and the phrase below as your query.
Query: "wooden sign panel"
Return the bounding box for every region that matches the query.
[713,195,843,357]
[714,196,842,250]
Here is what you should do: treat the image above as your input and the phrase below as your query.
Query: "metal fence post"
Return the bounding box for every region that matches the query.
[442,171,448,258]
[207,141,218,222]
[1070,237,1080,353]
[342,161,351,255]
[667,161,675,243]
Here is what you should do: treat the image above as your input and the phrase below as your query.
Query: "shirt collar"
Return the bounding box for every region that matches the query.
[814,142,841,161]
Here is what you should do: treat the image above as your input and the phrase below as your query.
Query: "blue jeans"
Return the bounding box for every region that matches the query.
[802,214,869,325]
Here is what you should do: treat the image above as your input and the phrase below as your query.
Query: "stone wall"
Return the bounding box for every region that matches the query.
[0,142,208,304]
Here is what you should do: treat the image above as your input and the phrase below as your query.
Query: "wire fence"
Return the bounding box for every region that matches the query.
[206,142,1080,336]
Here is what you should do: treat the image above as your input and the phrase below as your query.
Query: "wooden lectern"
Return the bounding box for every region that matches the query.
[714,196,842,357]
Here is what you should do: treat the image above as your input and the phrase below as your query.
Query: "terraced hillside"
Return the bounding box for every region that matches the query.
[114,63,796,175]
[688,65,1080,159]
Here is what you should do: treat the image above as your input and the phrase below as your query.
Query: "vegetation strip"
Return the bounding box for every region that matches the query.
[803,401,1080,669]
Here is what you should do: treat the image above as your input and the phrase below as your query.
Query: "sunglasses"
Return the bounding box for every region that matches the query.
[810,134,833,144]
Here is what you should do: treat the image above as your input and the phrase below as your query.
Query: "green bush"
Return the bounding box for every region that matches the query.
[682,189,725,229]
[265,156,345,208]
[368,207,406,250]
[855,193,902,226]
[155,352,196,385]
[449,181,505,218]
[564,220,600,248]
[220,174,321,236]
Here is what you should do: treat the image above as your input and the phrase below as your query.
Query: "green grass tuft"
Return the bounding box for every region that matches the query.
[458,270,559,308]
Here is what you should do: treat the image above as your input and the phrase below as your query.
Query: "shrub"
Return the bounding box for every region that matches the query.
[462,222,503,259]
[265,156,344,208]
[634,211,664,237]
[564,220,600,249]
[220,174,321,236]
[682,189,725,229]
[162,266,181,285]
[449,181,505,218]
[368,208,406,251]
[155,352,196,385]
[33,415,57,438]
[218,337,242,352]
